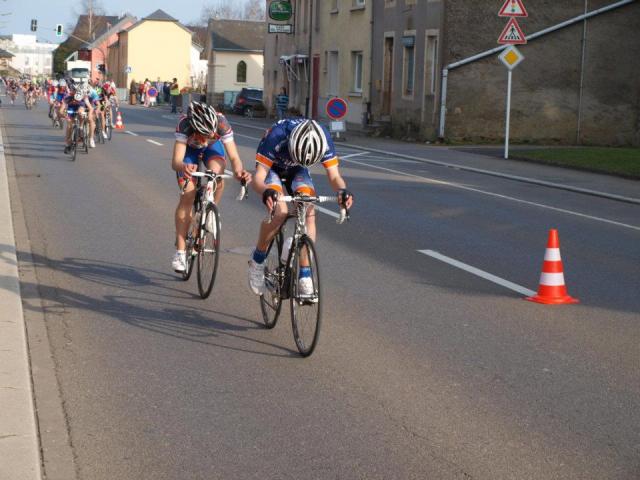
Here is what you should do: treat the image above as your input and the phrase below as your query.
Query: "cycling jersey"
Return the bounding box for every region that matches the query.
[256,119,338,171]
[174,113,234,149]
[63,95,83,115]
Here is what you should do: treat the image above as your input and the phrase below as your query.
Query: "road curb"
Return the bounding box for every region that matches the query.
[0,111,42,479]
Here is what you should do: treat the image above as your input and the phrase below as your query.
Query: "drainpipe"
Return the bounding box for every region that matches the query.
[437,0,636,140]
[305,0,314,118]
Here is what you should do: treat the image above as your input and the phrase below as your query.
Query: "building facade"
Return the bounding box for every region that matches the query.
[312,0,372,125]
[371,0,640,146]
[0,34,57,77]
[205,19,265,105]
[86,15,136,84]
[109,10,193,90]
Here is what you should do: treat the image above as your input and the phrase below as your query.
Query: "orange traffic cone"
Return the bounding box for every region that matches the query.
[526,229,578,305]
[115,111,124,129]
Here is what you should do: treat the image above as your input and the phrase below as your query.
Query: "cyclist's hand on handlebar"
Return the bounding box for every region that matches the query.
[338,189,354,209]
[235,169,252,184]
[181,163,197,179]
[262,188,279,211]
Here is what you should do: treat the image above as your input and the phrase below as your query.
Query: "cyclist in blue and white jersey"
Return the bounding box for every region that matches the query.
[77,79,98,148]
[247,118,354,295]
[59,84,86,154]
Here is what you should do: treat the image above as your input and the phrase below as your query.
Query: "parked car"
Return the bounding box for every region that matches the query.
[232,88,264,117]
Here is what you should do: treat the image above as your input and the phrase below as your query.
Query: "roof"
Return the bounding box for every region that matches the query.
[186,25,208,59]
[125,9,193,35]
[208,19,265,53]
[144,9,177,21]
[88,14,136,49]
[0,48,14,58]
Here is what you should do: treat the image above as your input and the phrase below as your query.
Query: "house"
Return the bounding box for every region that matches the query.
[0,48,16,75]
[187,26,208,91]
[84,15,137,84]
[313,0,372,125]
[108,9,194,91]
[205,19,265,106]
[263,0,312,117]
[371,0,640,146]
[1,34,56,77]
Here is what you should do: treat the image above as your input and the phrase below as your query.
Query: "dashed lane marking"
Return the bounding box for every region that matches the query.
[146,139,163,146]
[125,130,138,136]
[418,250,536,297]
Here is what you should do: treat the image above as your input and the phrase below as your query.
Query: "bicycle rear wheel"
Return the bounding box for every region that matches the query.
[96,116,104,144]
[182,209,199,281]
[260,232,283,329]
[197,203,220,299]
[83,122,89,153]
[290,236,322,357]
[106,112,112,140]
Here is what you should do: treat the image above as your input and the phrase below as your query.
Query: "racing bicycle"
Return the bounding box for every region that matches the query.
[259,193,349,357]
[181,170,248,298]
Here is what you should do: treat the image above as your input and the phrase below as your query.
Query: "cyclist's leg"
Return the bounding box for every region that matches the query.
[202,141,226,204]
[255,170,289,252]
[175,146,200,251]
[290,166,317,243]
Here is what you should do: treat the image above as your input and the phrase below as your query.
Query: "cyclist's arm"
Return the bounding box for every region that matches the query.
[251,163,269,195]
[222,139,251,183]
[171,141,196,178]
[326,164,354,209]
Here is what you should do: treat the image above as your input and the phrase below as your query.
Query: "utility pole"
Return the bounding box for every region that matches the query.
[305,0,313,118]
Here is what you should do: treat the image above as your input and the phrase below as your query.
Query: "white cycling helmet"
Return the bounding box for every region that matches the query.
[52,80,59,87]
[59,79,66,87]
[288,120,329,167]
[74,92,83,102]
[188,101,219,136]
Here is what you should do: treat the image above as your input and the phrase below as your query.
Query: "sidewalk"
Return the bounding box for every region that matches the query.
[228,114,640,204]
[0,119,42,478]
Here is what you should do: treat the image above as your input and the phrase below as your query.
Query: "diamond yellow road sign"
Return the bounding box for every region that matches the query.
[498,45,524,70]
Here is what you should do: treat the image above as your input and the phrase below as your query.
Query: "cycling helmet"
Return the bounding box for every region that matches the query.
[74,92,83,102]
[59,79,66,87]
[52,80,59,87]
[288,120,329,167]
[188,101,219,136]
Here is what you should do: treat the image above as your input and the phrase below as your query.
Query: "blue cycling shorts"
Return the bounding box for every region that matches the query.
[265,165,316,196]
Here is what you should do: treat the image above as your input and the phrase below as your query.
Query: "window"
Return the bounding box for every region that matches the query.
[352,51,363,93]
[353,0,365,7]
[328,51,339,96]
[425,31,439,95]
[236,61,247,83]
[402,35,415,97]
[331,0,338,12]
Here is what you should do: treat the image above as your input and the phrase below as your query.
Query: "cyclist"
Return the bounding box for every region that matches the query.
[77,80,98,148]
[97,82,118,138]
[170,101,251,273]
[60,84,85,154]
[247,118,353,296]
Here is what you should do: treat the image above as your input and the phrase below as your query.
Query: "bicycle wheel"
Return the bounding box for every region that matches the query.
[290,236,322,357]
[182,209,199,281]
[83,122,89,153]
[70,126,78,162]
[197,203,221,299]
[106,112,112,140]
[96,116,103,144]
[260,232,283,329]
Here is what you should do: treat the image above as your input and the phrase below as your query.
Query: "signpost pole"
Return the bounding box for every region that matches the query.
[504,69,512,159]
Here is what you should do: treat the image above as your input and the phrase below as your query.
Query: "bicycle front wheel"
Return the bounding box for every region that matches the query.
[290,236,322,357]
[197,203,221,299]
[70,125,78,162]
[260,232,283,329]
[83,122,89,153]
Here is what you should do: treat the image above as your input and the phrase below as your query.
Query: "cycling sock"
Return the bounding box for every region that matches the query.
[252,248,267,264]
[299,267,312,279]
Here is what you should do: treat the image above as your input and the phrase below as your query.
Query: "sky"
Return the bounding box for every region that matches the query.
[1,0,255,43]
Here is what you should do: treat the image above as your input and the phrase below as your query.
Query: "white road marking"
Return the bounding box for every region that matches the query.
[418,250,536,297]
[234,132,262,141]
[146,139,163,146]
[125,130,138,136]
[344,158,640,232]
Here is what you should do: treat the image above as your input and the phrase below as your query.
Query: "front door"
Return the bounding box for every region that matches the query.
[382,37,394,116]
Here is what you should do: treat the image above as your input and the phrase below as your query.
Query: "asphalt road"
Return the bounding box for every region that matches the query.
[3,100,639,480]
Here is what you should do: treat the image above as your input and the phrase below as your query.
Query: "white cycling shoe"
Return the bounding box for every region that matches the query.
[298,277,315,297]
[248,259,265,295]
[172,250,187,273]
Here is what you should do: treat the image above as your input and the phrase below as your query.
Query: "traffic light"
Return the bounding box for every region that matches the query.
[56,24,63,37]
[30,19,37,32]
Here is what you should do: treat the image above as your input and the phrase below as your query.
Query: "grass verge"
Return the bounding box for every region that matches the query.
[513,147,640,179]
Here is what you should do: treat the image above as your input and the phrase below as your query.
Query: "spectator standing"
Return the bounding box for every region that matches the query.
[163,82,170,104]
[170,78,180,114]
[276,87,289,120]
[130,79,138,105]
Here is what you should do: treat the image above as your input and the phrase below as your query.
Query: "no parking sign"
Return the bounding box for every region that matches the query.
[326,97,348,120]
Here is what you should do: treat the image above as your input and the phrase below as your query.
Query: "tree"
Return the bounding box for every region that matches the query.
[195,0,265,25]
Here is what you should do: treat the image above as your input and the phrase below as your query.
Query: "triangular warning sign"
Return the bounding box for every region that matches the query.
[498,0,528,17]
[498,18,527,45]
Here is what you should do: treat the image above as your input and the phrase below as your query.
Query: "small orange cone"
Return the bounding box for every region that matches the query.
[526,229,579,305]
[115,111,124,129]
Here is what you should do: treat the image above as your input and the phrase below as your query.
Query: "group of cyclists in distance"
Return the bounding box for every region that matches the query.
[5,74,354,299]
[5,76,119,153]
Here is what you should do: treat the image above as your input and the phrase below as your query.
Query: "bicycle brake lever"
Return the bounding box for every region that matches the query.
[337,208,350,224]
[236,180,248,201]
